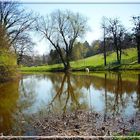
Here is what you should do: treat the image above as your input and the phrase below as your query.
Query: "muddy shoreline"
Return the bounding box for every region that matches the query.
[30,110,140,137]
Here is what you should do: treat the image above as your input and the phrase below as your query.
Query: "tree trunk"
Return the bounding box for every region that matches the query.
[119,46,122,64]
[137,43,140,64]
[17,59,20,65]
[104,73,107,121]
[103,30,107,66]
[65,60,71,72]
[116,47,120,64]
[56,49,67,71]
[119,42,122,63]
[137,74,140,108]
[17,55,22,65]
[114,37,120,64]
[64,51,72,71]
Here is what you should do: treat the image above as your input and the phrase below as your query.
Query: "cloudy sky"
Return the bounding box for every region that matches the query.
[21,0,140,55]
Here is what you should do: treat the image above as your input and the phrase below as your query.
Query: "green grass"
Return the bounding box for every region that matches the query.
[21,48,140,72]
[20,63,64,72]
[71,48,138,69]
[113,131,140,140]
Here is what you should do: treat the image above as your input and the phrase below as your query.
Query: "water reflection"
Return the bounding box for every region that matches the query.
[43,72,140,117]
[88,73,138,117]
[47,72,88,114]
[135,74,140,110]
[103,74,129,117]
[0,72,140,135]
[0,77,37,135]
[18,76,37,114]
[0,80,19,134]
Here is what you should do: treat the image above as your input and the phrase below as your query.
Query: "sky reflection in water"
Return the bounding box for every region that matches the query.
[0,72,140,135]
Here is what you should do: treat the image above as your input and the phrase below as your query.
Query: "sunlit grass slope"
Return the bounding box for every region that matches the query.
[21,48,140,72]
[71,48,137,68]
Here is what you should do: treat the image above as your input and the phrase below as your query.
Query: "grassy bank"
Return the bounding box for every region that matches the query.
[21,48,140,72]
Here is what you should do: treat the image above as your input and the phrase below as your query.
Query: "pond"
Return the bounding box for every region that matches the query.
[0,72,140,135]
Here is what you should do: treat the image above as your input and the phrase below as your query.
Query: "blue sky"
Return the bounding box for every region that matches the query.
[22,1,140,55]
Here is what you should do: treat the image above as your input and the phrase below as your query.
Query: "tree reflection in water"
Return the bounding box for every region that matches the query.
[46,72,140,117]
[18,76,36,113]
[1,72,140,135]
[102,72,140,117]
[47,72,88,115]
[104,73,107,121]
[0,80,19,135]
[134,74,140,110]
[14,75,37,135]
[0,75,38,135]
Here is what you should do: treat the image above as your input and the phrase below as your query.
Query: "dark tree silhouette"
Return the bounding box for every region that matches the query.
[108,18,125,64]
[132,16,140,63]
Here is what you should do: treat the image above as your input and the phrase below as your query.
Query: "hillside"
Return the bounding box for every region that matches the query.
[21,48,140,72]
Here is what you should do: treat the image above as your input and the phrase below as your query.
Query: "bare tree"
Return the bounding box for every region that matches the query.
[36,10,88,71]
[13,34,35,65]
[117,26,125,62]
[132,16,140,63]
[0,1,35,53]
[107,18,125,64]
[101,17,108,66]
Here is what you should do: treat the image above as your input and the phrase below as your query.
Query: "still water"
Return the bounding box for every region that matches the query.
[0,72,140,135]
